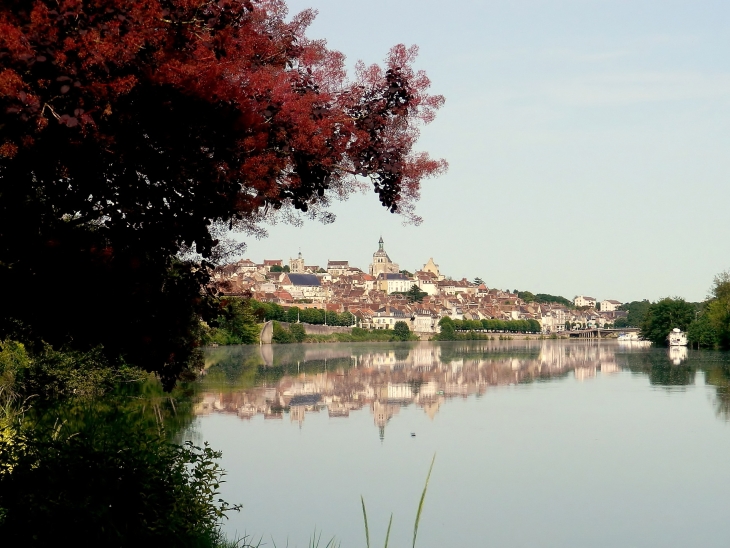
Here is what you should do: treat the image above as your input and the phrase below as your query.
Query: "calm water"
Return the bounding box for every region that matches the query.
[191,341,730,547]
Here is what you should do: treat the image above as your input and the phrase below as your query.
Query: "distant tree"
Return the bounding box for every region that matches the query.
[518,291,536,303]
[270,265,290,273]
[406,284,428,303]
[614,317,630,328]
[705,271,730,349]
[473,277,484,286]
[619,300,651,327]
[687,313,718,348]
[565,321,571,331]
[399,269,413,277]
[437,317,456,340]
[215,298,260,345]
[393,321,411,341]
[535,294,573,308]
[640,298,696,345]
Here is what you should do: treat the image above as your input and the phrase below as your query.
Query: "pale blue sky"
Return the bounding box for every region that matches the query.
[239,0,730,302]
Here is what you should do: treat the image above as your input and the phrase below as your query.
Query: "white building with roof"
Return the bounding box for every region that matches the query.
[574,295,597,308]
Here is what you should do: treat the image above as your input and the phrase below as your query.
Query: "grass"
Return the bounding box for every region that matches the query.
[361,454,436,548]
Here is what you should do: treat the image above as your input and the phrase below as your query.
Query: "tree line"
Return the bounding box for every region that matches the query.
[436,317,541,340]
[635,271,730,348]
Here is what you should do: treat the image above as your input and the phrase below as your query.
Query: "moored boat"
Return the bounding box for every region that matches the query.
[668,328,687,347]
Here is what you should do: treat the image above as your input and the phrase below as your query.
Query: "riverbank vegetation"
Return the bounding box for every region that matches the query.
[435,317,541,340]
[638,271,730,348]
[0,340,238,546]
[271,322,418,344]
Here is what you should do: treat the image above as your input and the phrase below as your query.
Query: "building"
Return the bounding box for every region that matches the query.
[281,273,326,301]
[289,251,305,273]
[369,237,400,278]
[600,299,622,312]
[377,272,411,294]
[422,258,443,280]
[263,259,283,272]
[574,295,597,308]
[327,260,350,278]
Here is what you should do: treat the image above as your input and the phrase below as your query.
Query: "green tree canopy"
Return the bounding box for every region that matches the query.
[640,298,696,345]
[690,271,730,349]
[437,317,456,340]
[618,300,651,327]
[517,291,536,302]
[393,321,411,341]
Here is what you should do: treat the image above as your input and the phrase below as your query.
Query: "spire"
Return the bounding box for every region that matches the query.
[378,236,384,252]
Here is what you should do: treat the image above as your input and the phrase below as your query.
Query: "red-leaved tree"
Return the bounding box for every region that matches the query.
[0,0,445,387]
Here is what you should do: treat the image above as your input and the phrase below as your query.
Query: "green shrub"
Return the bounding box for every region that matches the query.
[0,408,238,546]
[271,321,293,343]
[289,323,306,343]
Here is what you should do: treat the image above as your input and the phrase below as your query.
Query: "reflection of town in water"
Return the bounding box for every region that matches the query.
[197,341,675,436]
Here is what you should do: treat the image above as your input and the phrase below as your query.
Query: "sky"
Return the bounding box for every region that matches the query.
[237,0,730,303]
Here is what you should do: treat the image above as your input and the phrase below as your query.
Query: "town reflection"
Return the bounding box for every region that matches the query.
[198,341,674,434]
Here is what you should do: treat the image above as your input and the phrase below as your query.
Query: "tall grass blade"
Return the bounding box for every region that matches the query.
[361,495,371,548]
[412,454,436,548]
[383,513,393,548]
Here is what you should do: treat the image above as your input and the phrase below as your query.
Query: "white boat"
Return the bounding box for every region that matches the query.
[618,332,640,342]
[668,328,687,347]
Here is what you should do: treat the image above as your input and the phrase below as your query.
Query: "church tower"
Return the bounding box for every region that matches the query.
[289,250,305,273]
[369,237,399,277]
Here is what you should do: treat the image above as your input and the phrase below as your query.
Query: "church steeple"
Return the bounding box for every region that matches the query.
[378,236,384,252]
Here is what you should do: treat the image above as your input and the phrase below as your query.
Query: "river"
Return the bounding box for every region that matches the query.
[191,340,730,547]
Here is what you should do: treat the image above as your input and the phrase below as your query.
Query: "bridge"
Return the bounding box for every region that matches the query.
[563,327,639,339]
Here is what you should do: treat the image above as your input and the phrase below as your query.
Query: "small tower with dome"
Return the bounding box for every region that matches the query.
[289,250,305,273]
[369,236,399,277]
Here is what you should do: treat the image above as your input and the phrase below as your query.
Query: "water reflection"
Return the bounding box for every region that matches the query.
[669,346,688,365]
[196,341,730,433]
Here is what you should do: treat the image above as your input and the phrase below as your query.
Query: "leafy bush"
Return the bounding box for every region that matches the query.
[289,323,306,343]
[393,321,412,341]
[0,340,147,400]
[271,321,294,343]
[0,407,238,546]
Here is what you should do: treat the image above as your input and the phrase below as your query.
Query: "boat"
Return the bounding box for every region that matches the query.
[617,331,652,346]
[667,328,687,347]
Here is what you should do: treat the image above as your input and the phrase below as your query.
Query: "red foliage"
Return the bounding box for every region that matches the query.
[0,0,445,224]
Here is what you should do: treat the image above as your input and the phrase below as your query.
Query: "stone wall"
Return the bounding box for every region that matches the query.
[277,322,353,335]
[260,321,353,343]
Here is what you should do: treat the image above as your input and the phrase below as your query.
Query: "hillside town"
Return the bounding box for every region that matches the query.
[212,237,627,335]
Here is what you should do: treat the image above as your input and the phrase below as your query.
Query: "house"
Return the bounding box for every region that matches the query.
[372,306,409,330]
[574,295,597,308]
[412,309,439,334]
[280,273,326,301]
[376,272,411,294]
[422,258,444,280]
[327,260,350,278]
[599,299,622,312]
[263,259,283,272]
